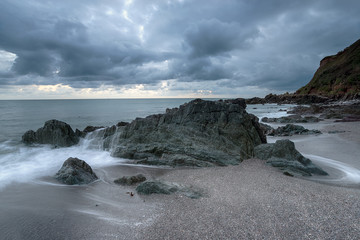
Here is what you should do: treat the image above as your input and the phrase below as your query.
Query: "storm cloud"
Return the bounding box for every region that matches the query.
[0,0,359,96]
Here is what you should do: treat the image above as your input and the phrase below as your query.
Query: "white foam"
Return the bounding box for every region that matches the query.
[0,139,124,190]
[304,154,360,184]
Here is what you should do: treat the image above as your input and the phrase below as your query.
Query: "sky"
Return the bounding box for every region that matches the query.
[0,0,359,99]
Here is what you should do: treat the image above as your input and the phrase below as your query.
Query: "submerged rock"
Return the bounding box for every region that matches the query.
[110,99,266,167]
[114,174,146,185]
[55,157,98,185]
[22,119,79,147]
[269,124,322,136]
[254,139,328,176]
[136,181,202,199]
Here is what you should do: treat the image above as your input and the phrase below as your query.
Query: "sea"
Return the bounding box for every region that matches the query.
[0,99,299,190]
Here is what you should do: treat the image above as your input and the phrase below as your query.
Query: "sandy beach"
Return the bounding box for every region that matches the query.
[0,121,359,239]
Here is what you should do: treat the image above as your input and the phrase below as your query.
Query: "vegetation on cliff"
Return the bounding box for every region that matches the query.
[296,39,360,98]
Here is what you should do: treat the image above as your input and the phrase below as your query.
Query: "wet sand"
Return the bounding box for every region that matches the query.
[0,121,359,239]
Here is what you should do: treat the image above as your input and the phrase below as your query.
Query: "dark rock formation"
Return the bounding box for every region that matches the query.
[296,39,360,100]
[117,121,129,127]
[262,115,320,124]
[55,157,98,185]
[254,139,328,176]
[136,181,202,199]
[114,174,146,185]
[22,119,79,147]
[289,102,360,122]
[268,124,321,136]
[246,93,330,105]
[110,99,266,167]
[260,123,274,135]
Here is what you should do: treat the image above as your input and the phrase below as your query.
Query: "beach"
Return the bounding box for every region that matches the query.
[0,119,359,239]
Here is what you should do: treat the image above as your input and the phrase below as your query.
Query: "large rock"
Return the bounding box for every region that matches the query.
[110,99,266,167]
[55,157,98,185]
[254,139,328,176]
[22,119,79,147]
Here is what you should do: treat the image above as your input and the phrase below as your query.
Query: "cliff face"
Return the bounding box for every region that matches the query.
[296,39,360,99]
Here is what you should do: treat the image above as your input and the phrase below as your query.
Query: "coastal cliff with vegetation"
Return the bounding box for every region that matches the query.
[296,39,360,99]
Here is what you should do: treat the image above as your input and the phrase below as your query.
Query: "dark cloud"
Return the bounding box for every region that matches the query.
[0,0,359,94]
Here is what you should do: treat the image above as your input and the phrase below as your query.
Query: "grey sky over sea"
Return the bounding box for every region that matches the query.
[0,0,359,99]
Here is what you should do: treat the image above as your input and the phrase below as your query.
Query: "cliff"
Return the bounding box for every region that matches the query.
[296,39,360,99]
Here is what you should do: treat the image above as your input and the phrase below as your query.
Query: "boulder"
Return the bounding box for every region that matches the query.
[110,99,266,167]
[55,157,98,185]
[136,181,202,199]
[114,174,146,185]
[269,124,321,136]
[22,119,79,147]
[254,139,328,176]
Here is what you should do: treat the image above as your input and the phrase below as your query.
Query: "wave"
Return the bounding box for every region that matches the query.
[304,154,360,185]
[0,132,125,190]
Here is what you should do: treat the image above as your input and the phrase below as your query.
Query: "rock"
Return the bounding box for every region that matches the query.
[22,119,79,147]
[260,123,274,135]
[136,181,202,199]
[246,93,330,105]
[254,139,328,176]
[22,130,37,144]
[55,157,98,185]
[261,115,320,124]
[117,121,129,127]
[269,124,321,136]
[83,126,104,133]
[114,174,146,185]
[110,99,266,167]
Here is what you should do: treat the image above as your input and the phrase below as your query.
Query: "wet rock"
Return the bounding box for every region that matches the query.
[262,115,320,123]
[269,124,321,136]
[55,157,98,185]
[136,181,202,199]
[114,174,146,185]
[260,123,274,136]
[111,99,266,167]
[117,121,129,127]
[254,139,328,176]
[22,119,79,147]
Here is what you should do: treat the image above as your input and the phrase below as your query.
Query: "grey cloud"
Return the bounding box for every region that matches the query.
[0,0,359,94]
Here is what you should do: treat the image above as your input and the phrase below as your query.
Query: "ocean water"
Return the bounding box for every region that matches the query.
[0,99,292,190]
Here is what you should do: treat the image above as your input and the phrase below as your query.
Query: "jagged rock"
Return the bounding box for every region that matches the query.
[117,121,129,127]
[269,124,321,136]
[262,115,320,123]
[114,174,146,185]
[254,139,328,176]
[246,93,330,105]
[136,181,202,199]
[260,123,274,135]
[22,119,79,147]
[55,157,98,185]
[110,99,266,167]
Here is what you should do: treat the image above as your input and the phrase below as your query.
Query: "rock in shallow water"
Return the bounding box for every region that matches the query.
[254,139,328,176]
[22,119,79,147]
[55,157,98,185]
